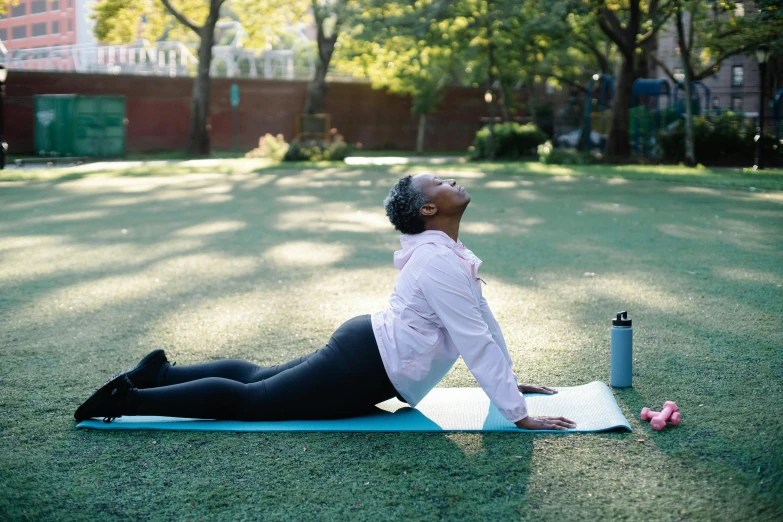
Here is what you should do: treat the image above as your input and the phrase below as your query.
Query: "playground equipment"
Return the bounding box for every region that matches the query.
[630,78,676,156]
[673,80,711,117]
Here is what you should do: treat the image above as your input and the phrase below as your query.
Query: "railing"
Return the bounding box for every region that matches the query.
[0,40,364,82]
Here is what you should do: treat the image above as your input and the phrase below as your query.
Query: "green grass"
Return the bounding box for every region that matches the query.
[4,158,783,191]
[1,164,781,520]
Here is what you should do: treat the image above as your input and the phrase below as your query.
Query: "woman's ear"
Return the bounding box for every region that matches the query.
[420,202,437,217]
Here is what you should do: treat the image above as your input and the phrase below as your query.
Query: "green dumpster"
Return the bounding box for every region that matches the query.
[34,95,126,157]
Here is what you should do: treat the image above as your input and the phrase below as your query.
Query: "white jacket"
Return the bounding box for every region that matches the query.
[371,230,529,422]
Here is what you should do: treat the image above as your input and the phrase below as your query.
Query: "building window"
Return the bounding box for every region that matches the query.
[735,3,744,16]
[11,25,27,39]
[712,97,720,109]
[32,22,47,37]
[51,0,60,10]
[31,0,47,13]
[731,66,744,87]
[11,3,27,16]
[52,20,60,34]
[731,97,743,111]
[0,29,6,40]
[67,19,72,32]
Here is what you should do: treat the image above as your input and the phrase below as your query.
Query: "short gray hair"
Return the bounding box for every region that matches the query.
[384,175,428,235]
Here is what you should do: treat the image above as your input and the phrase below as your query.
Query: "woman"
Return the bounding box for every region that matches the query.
[75,174,576,431]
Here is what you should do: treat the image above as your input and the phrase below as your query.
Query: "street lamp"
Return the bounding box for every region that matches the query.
[754,44,771,170]
[0,64,6,170]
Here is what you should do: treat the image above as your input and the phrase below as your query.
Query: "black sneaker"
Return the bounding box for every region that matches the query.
[74,374,134,423]
[125,349,171,389]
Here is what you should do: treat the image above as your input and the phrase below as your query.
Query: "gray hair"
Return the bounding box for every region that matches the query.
[384,175,428,235]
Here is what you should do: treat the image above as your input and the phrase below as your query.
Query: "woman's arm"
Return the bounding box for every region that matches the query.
[418,254,528,424]
[479,296,514,371]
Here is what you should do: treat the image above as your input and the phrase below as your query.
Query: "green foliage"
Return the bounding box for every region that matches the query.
[335,0,460,116]
[656,113,781,166]
[245,133,289,161]
[537,140,598,165]
[92,0,205,44]
[284,132,353,162]
[92,0,304,48]
[468,122,548,160]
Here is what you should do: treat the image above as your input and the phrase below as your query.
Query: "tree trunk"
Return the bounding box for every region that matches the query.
[304,21,337,115]
[681,77,696,166]
[304,57,329,115]
[676,7,696,167]
[187,23,217,156]
[416,113,426,153]
[606,55,634,158]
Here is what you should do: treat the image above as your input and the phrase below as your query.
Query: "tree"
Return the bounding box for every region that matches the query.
[447,0,533,121]
[303,0,362,115]
[93,0,303,156]
[591,0,673,159]
[336,0,461,151]
[534,7,618,93]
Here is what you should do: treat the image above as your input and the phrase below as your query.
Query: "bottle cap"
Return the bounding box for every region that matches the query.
[612,311,632,327]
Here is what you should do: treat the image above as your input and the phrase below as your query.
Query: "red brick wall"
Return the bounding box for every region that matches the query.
[6,71,492,154]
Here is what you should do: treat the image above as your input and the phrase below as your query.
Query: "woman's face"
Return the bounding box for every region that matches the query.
[413,174,470,217]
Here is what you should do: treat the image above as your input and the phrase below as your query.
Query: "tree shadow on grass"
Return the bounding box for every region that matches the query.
[0,167,781,518]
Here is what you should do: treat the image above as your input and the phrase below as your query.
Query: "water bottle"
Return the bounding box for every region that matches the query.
[610,311,633,388]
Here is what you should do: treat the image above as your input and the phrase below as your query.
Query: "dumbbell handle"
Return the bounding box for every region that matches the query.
[654,403,677,423]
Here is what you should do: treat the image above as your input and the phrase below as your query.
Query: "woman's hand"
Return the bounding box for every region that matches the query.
[515,416,576,431]
[518,384,558,395]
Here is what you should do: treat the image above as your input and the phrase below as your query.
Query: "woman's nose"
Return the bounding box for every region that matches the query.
[448,179,457,186]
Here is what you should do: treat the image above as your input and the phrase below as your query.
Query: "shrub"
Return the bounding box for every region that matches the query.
[468,122,548,160]
[656,112,780,166]
[283,130,354,162]
[537,140,598,165]
[245,133,289,161]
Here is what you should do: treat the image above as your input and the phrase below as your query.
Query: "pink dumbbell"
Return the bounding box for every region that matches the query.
[640,401,681,430]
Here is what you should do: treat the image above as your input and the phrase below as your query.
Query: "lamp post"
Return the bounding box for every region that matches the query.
[0,65,6,170]
[755,44,771,170]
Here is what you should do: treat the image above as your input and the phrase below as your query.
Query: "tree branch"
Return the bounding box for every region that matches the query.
[547,73,588,93]
[638,10,674,46]
[159,0,201,34]
[599,7,625,41]
[597,9,632,58]
[649,52,677,83]
[574,33,611,74]
[687,2,696,56]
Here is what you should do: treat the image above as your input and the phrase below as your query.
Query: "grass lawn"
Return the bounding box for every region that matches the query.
[3,157,783,191]
[0,162,781,520]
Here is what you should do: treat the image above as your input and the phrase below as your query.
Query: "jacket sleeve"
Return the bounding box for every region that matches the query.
[418,253,528,423]
[480,296,515,373]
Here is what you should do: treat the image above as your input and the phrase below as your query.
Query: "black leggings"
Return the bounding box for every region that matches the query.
[129,315,401,421]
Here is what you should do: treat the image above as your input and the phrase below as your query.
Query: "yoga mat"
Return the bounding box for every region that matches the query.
[76,381,631,433]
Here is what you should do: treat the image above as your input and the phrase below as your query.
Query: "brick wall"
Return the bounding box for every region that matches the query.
[6,71,494,154]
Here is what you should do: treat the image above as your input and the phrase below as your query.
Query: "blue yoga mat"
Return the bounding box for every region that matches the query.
[76,381,631,433]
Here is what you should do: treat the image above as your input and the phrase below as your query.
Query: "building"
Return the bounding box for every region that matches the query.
[0,0,95,69]
[652,4,764,115]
